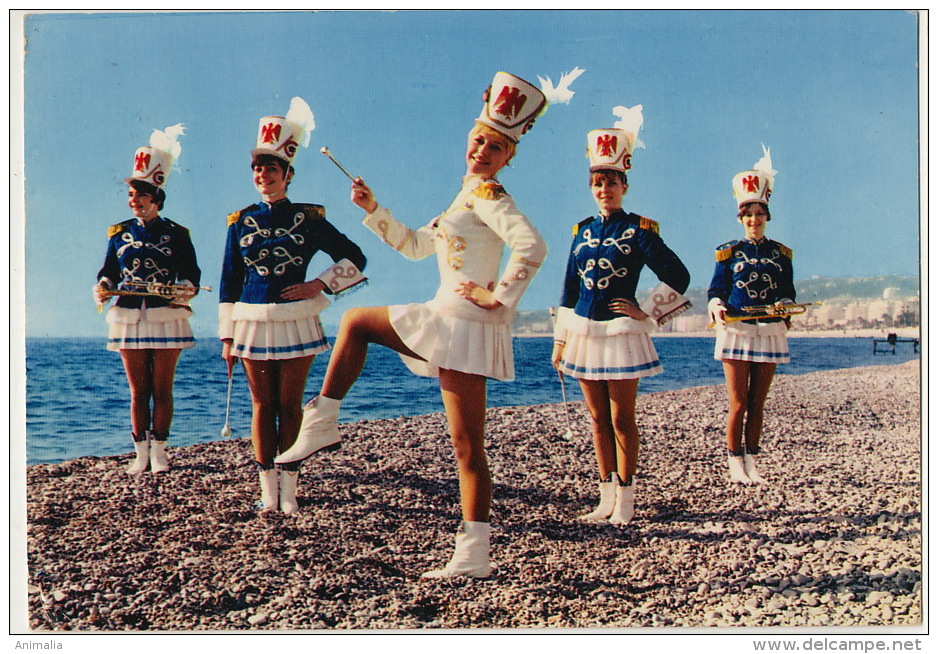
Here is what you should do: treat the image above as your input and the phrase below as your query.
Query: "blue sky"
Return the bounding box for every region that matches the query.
[18,10,922,338]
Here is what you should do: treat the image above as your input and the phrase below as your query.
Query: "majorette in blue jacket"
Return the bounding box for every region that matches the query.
[218,198,367,336]
[707,238,795,320]
[97,216,201,309]
[558,210,689,323]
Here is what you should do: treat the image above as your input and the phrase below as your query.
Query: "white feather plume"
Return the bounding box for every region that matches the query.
[612,105,645,150]
[286,97,316,148]
[537,67,585,105]
[149,123,185,165]
[753,143,777,178]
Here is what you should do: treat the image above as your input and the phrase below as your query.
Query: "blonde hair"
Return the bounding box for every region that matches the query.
[469,122,517,161]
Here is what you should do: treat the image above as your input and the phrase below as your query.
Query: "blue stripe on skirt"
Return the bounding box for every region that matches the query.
[720,347,788,360]
[561,358,661,377]
[231,335,329,357]
[108,336,196,345]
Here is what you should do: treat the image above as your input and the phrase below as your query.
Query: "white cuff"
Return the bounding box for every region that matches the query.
[218,302,235,340]
[316,258,367,297]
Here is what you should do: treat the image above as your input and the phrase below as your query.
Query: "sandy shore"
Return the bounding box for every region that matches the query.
[23,361,921,631]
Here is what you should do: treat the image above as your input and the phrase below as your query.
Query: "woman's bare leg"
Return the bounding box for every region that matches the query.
[607,378,641,481]
[438,368,490,523]
[242,359,280,464]
[275,355,315,453]
[120,350,153,436]
[744,362,776,453]
[320,306,423,400]
[577,379,617,480]
[722,359,752,454]
[148,348,182,435]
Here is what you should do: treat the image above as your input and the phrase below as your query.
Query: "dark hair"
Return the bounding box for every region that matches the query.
[251,154,294,186]
[589,169,628,187]
[737,201,771,221]
[128,179,166,210]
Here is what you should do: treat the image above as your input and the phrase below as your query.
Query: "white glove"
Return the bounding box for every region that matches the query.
[172,280,196,305]
[92,281,112,308]
[708,298,727,325]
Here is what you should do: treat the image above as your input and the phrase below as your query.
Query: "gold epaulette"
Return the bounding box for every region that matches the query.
[715,243,735,262]
[638,216,659,235]
[302,205,325,220]
[227,210,242,226]
[573,217,591,237]
[474,182,506,201]
[779,244,793,259]
[107,223,124,238]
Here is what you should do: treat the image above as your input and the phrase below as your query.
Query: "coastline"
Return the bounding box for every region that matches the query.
[516,327,922,339]
[23,361,921,631]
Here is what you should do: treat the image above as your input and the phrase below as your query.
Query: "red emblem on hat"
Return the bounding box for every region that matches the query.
[742,175,760,193]
[261,122,282,144]
[493,85,527,119]
[134,152,151,172]
[596,134,618,157]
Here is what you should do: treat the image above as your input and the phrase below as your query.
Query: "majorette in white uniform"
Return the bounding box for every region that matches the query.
[218,98,367,360]
[360,71,564,381]
[553,106,690,380]
[96,124,201,351]
[707,146,795,364]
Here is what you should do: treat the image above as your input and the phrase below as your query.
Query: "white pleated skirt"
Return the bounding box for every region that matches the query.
[231,314,329,360]
[389,303,514,381]
[714,321,790,364]
[559,330,662,381]
[106,305,195,351]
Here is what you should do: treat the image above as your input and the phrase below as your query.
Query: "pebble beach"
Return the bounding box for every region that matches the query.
[23,361,922,632]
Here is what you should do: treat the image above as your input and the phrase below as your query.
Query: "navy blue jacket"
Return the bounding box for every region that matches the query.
[220,199,366,305]
[707,238,795,319]
[559,210,689,322]
[97,216,201,309]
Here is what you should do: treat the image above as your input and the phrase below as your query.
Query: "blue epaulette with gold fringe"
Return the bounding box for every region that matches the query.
[715,240,738,262]
[638,215,660,235]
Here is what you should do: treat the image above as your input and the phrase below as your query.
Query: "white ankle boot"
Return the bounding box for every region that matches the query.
[127,435,149,474]
[149,433,170,473]
[258,468,279,511]
[728,454,752,484]
[608,477,635,525]
[743,453,767,484]
[274,396,342,464]
[422,521,491,579]
[578,472,619,522]
[279,469,300,514]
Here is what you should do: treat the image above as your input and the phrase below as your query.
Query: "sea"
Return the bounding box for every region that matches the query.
[23,336,920,466]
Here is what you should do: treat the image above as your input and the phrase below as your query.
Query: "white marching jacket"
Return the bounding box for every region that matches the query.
[363,175,547,324]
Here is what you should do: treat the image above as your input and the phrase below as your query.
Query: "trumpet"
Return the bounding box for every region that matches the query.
[120,282,213,293]
[95,282,212,312]
[708,302,821,328]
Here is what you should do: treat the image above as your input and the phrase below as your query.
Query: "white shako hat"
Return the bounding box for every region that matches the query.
[587,105,644,172]
[126,124,185,189]
[251,97,315,166]
[732,144,777,208]
[476,68,584,143]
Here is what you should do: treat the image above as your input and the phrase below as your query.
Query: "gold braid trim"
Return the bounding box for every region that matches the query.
[227,210,242,226]
[511,254,543,269]
[779,244,793,260]
[639,216,660,235]
[107,223,124,238]
[473,182,506,201]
